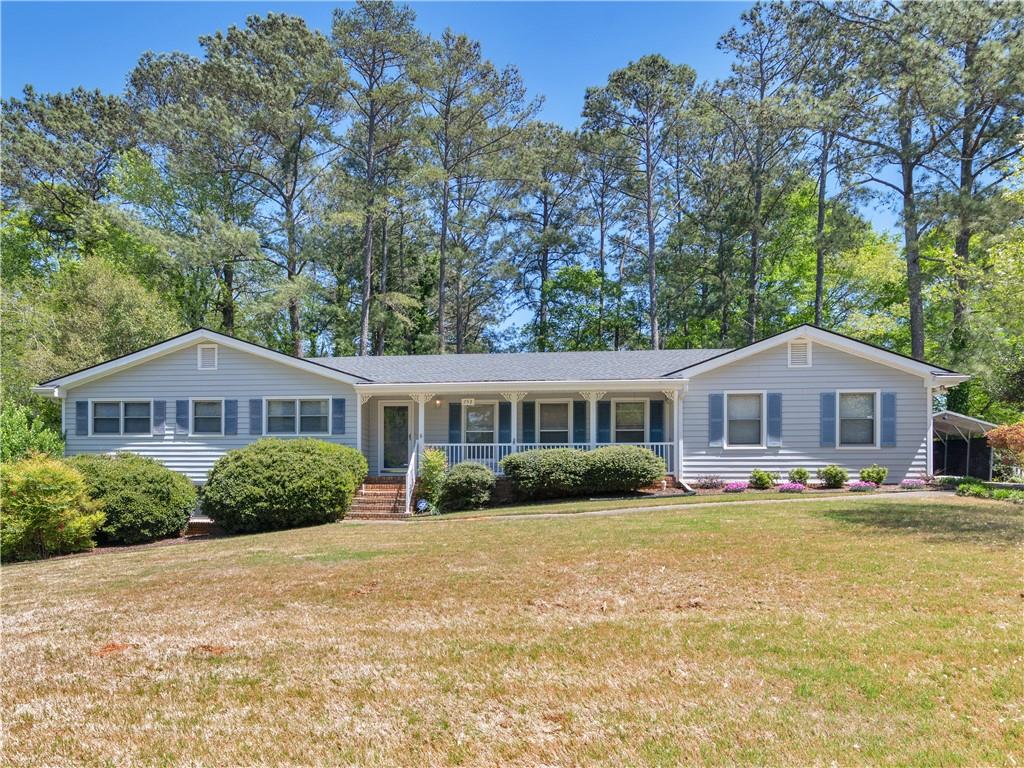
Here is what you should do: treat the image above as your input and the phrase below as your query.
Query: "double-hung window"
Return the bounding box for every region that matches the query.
[192,400,224,435]
[463,403,496,444]
[613,401,645,443]
[266,398,330,435]
[839,392,877,447]
[538,402,570,444]
[725,392,763,447]
[91,401,151,435]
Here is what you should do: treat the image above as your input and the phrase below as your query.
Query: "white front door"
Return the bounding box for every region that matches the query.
[379,403,411,473]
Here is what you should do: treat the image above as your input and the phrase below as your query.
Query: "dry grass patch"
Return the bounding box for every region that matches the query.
[2,495,1022,766]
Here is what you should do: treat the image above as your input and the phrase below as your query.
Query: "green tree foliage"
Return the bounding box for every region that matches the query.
[0,404,64,463]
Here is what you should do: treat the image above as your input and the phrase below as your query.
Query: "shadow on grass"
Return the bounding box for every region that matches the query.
[821,500,1024,546]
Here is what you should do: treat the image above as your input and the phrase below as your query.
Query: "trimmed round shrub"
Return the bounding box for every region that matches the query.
[817,464,848,489]
[440,462,495,511]
[586,445,665,493]
[69,453,196,545]
[859,464,889,485]
[1,455,104,561]
[500,448,591,500]
[749,468,778,490]
[201,439,368,533]
[416,448,447,511]
[788,467,810,485]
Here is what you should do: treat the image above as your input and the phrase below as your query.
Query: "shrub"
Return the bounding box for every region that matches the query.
[859,464,889,485]
[68,453,196,545]
[955,481,989,499]
[439,462,495,511]
[986,421,1024,467]
[0,404,63,463]
[991,489,1024,505]
[778,482,805,493]
[0,456,104,561]
[201,439,367,533]
[899,479,927,490]
[848,480,877,492]
[499,448,591,500]
[817,464,848,489]
[723,481,748,493]
[748,469,778,490]
[586,445,665,493]
[417,449,447,511]
[787,467,810,485]
[935,475,966,489]
[694,474,724,490]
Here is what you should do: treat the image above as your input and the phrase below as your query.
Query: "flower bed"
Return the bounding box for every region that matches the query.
[778,482,806,493]
[723,481,748,493]
[848,480,877,492]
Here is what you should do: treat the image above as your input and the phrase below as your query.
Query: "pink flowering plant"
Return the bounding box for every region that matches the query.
[848,480,877,492]
[723,481,748,493]
[778,482,806,493]
[899,479,927,490]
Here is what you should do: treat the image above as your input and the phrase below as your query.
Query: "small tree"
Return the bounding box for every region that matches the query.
[987,422,1024,469]
[0,404,63,463]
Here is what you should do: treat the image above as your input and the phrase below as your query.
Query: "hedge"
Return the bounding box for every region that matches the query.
[201,439,368,534]
[500,445,665,500]
[439,462,495,511]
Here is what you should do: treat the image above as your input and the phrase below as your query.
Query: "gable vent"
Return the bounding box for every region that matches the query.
[197,344,218,371]
[788,340,811,368]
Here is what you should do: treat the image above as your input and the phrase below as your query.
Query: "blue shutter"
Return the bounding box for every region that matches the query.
[75,401,89,436]
[820,392,836,447]
[152,400,166,435]
[224,400,238,435]
[708,393,724,448]
[767,393,782,447]
[649,400,665,442]
[521,401,535,443]
[597,401,611,443]
[332,398,346,435]
[573,401,587,444]
[498,401,511,443]
[881,392,897,447]
[175,400,189,435]
[249,399,263,435]
[448,402,462,443]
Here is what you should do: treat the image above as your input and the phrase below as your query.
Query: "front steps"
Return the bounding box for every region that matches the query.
[349,476,410,520]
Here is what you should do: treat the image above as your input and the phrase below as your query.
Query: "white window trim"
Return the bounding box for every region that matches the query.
[610,398,649,444]
[197,343,218,370]
[88,399,154,437]
[263,396,333,437]
[723,390,767,450]
[534,399,573,445]
[787,339,812,368]
[462,399,499,444]
[836,389,881,449]
[189,397,225,437]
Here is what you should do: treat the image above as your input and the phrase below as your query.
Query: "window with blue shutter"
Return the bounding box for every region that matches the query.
[881,392,897,447]
[75,401,88,436]
[521,401,535,443]
[175,400,189,435]
[820,392,837,447]
[766,393,782,447]
[498,401,511,443]
[448,402,462,443]
[224,400,238,435]
[708,393,724,448]
[332,398,346,434]
[152,400,166,435]
[649,399,664,442]
[249,399,263,435]
[572,401,587,444]
[596,401,611,443]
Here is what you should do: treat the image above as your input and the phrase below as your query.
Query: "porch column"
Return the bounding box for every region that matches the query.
[662,389,679,476]
[579,391,606,448]
[502,391,527,446]
[925,384,934,478]
[356,393,372,453]
[409,393,435,453]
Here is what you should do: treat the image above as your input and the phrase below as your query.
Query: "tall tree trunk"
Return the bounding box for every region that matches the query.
[373,214,388,356]
[220,263,235,334]
[597,202,606,345]
[897,95,925,360]
[644,126,660,349]
[437,180,450,353]
[284,201,302,357]
[718,231,730,346]
[358,115,377,357]
[814,134,831,327]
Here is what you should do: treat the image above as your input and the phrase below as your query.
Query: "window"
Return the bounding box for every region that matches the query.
[839,392,876,446]
[464,403,495,445]
[726,393,763,447]
[122,402,152,434]
[613,401,645,443]
[91,401,151,435]
[92,402,121,435]
[538,402,569,444]
[267,398,330,435]
[197,344,218,370]
[192,400,223,435]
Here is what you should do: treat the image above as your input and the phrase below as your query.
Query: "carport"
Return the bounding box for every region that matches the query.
[932,410,997,480]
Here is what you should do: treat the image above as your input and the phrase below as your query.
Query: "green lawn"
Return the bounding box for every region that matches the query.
[2,494,1021,766]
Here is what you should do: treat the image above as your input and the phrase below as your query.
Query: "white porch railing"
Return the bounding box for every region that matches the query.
[422,442,674,476]
[404,440,419,515]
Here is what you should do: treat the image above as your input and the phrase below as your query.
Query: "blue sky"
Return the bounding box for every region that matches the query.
[2,1,747,128]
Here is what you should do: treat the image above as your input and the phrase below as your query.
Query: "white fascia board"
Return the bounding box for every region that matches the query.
[38,329,367,392]
[354,379,688,395]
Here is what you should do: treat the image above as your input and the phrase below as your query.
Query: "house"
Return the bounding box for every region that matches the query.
[33,324,967,508]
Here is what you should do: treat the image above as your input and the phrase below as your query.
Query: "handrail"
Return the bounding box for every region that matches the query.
[404,440,419,515]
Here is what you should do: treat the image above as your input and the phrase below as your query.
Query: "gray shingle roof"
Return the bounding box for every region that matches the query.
[312,348,730,384]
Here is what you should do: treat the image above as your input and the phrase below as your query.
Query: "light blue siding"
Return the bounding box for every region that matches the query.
[681,343,929,483]
[63,343,357,482]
